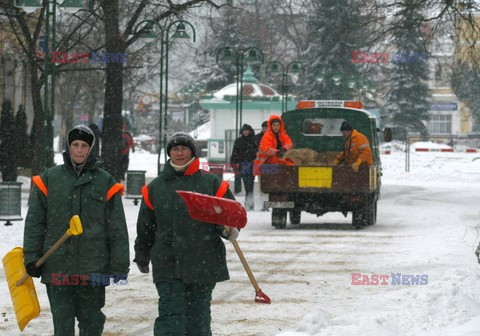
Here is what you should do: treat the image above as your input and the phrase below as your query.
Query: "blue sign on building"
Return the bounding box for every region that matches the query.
[430,102,458,111]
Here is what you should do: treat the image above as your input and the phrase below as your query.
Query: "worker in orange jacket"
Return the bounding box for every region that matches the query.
[334,120,374,172]
[253,115,293,174]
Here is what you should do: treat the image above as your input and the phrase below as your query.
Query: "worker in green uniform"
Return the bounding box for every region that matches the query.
[23,124,130,336]
[134,132,239,336]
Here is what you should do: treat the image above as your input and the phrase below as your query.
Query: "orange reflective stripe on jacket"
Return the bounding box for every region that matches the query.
[215,181,230,198]
[335,129,374,166]
[32,175,48,197]
[106,183,124,201]
[142,185,154,210]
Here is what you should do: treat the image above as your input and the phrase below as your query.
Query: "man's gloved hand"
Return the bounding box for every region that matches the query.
[223,227,240,241]
[137,264,149,274]
[26,261,42,278]
[352,161,361,172]
[277,148,286,158]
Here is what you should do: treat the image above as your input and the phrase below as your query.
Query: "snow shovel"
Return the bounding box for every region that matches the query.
[176,190,271,303]
[224,226,271,304]
[2,215,83,331]
[176,190,247,229]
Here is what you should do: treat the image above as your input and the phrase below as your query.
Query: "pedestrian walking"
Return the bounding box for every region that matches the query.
[23,124,130,336]
[230,124,257,210]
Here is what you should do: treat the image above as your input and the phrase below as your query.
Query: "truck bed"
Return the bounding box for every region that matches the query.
[260,165,377,193]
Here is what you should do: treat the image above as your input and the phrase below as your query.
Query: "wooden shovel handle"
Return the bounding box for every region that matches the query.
[16,233,70,287]
[230,240,261,292]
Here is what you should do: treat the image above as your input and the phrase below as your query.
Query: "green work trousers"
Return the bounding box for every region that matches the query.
[154,280,216,336]
[45,284,106,336]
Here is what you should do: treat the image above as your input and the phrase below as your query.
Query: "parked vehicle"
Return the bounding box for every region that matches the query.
[260,100,392,229]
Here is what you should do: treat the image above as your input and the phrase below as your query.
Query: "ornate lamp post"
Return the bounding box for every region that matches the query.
[266,60,303,113]
[15,0,87,169]
[216,46,263,135]
[134,19,195,174]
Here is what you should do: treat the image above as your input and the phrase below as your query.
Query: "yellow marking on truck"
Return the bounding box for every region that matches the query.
[298,167,332,188]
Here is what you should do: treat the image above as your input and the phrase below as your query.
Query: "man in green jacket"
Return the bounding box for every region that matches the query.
[134,132,239,336]
[23,124,130,336]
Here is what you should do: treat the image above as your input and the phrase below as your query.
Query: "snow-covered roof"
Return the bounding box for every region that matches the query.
[212,64,281,100]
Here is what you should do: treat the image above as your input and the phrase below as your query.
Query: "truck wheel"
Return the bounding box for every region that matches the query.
[366,199,377,226]
[352,207,367,229]
[272,209,287,229]
[289,210,301,225]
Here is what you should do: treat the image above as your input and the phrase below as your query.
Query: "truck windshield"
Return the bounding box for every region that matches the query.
[302,118,345,136]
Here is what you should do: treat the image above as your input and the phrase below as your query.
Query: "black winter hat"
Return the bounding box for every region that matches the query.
[261,121,268,128]
[240,124,255,135]
[340,120,353,132]
[68,125,95,147]
[167,132,196,157]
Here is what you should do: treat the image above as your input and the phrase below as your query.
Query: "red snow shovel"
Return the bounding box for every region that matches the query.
[176,189,271,304]
[176,190,247,229]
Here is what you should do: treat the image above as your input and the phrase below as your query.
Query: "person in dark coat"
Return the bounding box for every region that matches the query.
[23,124,130,336]
[230,124,257,210]
[134,132,238,336]
[253,120,268,147]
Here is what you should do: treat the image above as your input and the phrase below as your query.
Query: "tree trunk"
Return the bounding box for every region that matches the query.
[28,63,45,176]
[101,0,125,181]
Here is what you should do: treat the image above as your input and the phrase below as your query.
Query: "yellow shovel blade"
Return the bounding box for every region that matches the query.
[2,247,40,331]
[67,215,83,236]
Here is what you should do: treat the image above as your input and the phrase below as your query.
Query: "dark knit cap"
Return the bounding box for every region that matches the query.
[167,132,196,157]
[261,121,268,128]
[68,124,94,147]
[340,120,353,132]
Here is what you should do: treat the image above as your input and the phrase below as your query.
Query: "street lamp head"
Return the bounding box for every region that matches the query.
[315,68,324,83]
[135,20,160,42]
[267,62,281,73]
[172,22,190,39]
[60,0,85,14]
[15,0,42,13]
[289,62,303,74]
[347,78,356,89]
[217,48,235,64]
[246,49,262,64]
[332,72,342,86]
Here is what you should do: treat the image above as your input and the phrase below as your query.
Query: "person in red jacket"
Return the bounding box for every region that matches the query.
[253,115,293,174]
[120,122,135,180]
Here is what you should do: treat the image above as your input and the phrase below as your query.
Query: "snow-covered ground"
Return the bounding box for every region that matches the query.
[2,142,480,335]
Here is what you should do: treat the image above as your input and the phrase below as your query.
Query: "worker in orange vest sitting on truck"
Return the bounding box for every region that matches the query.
[254,115,293,174]
[334,120,373,172]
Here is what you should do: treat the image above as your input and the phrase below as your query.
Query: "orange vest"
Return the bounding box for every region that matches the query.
[335,129,374,166]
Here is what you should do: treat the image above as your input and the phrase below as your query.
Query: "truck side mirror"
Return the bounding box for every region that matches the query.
[383,127,392,142]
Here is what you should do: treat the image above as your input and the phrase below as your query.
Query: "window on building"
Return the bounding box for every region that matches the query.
[428,114,451,134]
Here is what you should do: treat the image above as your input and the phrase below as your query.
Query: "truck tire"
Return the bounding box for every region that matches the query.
[366,199,377,226]
[272,209,287,229]
[352,208,366,229]
[289,210,301,225]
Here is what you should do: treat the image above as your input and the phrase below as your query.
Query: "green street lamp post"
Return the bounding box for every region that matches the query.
[266,60,303,113]
[134,19,195,174]
[216,46,263,135]
[163,20,196,169]
[15,0,87,170]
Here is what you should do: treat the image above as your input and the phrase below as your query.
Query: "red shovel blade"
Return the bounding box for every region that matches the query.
[176,191,247,229]
[255,289,271,304]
